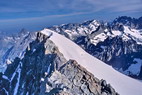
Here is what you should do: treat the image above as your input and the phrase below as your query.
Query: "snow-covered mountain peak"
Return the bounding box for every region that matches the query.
[112,16,142,29]
[18,28,29,35]
[111,25,142,44]
[82,19,99,26]
[89,24,142,46]
[40,28,53,38]
[38,29,142,95]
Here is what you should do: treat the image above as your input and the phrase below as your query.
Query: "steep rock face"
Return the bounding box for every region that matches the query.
[0,30,36,73]
[50,16,142,79]
[0,29,36,64]
[112,16,142,29]
[0,32,118,95]
[0,32,66,95]
[46,60,118,95]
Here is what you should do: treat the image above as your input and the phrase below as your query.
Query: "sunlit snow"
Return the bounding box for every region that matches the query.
[40,28,142,95]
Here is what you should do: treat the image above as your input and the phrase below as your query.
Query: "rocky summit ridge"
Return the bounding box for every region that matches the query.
[0,31,118,95]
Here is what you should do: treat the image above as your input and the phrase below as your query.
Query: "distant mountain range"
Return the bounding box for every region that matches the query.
[49,16,142,80]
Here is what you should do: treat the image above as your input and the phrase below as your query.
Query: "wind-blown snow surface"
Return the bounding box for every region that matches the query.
[40,29,142,95]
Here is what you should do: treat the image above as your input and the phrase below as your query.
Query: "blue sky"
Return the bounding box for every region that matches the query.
[0,0,142,33]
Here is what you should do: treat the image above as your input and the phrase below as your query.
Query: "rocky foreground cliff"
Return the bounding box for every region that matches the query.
[0,32,118,95]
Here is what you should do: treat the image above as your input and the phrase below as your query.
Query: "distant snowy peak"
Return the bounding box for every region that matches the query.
[112,25,142,43]
[50,16,142,43]
[50,19,101,40]
[51,17,142,45]
[90,25,142,45]
[18,28,29,35]
[112,16,142,29]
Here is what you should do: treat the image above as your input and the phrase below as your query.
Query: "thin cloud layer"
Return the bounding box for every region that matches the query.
[0,0,141,18]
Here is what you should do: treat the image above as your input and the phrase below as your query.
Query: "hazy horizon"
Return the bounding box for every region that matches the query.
[0,0,141,33]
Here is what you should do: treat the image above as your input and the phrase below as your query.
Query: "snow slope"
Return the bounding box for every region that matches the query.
[40,29,142,95]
